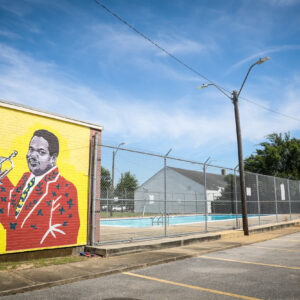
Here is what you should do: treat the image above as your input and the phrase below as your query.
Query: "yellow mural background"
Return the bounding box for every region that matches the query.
[0,106,90,253]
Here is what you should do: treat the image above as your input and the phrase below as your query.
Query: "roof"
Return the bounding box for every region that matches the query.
[0,99,104,131]
[169,167,227,190]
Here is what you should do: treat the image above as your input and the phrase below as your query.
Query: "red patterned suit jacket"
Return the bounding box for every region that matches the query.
[0,168,80,252]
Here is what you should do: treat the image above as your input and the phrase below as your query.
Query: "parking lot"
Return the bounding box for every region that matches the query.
[2,231,299,299]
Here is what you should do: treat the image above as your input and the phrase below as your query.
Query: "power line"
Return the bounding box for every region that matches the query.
[93,0,300,123]
[240,96,300,122]
[93,0,213,84]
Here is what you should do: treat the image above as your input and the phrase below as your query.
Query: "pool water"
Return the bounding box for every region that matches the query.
[100,214,257,228]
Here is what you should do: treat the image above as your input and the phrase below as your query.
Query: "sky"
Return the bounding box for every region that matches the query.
[0,0,300,182]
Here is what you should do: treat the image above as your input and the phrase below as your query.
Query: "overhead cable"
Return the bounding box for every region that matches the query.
[93,0,300,123]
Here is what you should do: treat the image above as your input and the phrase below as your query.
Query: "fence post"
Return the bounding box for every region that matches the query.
[92,133,99,246]
[203,157,210,233]
[163,157,167,237]
[106,189,109,215]
[204,166,208,232]
[274,177,278,223]
[234,165,239,229]
[287,180,292,220]
[256,174,261,225]
[164,149,172,237]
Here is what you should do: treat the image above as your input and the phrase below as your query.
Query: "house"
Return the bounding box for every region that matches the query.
[134,167,227,214]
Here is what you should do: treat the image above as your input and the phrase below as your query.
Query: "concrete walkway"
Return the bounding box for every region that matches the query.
[0,220,299,297]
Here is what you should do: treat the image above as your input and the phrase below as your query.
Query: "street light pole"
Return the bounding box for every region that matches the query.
[198,57,269,236]
[232,89,248,235]
[110,142,125,216]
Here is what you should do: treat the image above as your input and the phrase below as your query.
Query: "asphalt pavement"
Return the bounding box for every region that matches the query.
[0,221,299,298]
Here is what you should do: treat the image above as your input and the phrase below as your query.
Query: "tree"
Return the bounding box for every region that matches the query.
[212,173,274,215]
[100,166,111,195]
[114,172,138,212]
[115,171,138,199]
[211,174,236,214]
[244,133,300,180]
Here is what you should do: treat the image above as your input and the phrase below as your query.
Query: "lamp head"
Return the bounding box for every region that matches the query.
[196,84,210,89]
[256,57,270,65]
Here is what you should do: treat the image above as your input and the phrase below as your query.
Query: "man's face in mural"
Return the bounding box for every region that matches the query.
[26,136,56,176]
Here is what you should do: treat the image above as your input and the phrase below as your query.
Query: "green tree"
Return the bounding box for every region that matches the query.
[244,133,300,180]
[212,174,236,214]
[115,171,138,199]
[100,166,111,195]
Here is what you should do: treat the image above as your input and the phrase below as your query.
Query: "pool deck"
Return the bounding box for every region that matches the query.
[99,214,300,244]
[92,216,300,257]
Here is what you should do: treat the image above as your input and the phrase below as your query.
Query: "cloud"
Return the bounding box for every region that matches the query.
[0,43,234,147]
[0,43,87,113]
[87,17,212,56]
[0,30,20,39]
[0,1,31,17]
[155,35,211,56]
[265,0,299,6]
[240,93,300,142]
[226,45,300,74]
[87,23,153,55]
[0,43,299,157]
[81,22,211,82]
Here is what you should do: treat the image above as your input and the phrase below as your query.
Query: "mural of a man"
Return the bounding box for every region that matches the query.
[0,129,80,251]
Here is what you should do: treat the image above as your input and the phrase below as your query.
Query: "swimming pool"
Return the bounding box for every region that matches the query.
[100,214,257,228]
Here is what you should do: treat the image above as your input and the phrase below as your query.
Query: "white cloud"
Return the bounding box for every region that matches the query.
[88,22,211,57]
[0,30,20,39]
[265,0,299,6]
[81,22,210,82]
[85,23,158,57]
[227,45,300,74]
[240,94,300,142]
[0,1,31,17]
[155,36,210,56]
[0,43,299,156]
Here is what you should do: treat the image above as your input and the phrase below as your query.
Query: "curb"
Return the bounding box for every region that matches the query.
[0,254,193,297]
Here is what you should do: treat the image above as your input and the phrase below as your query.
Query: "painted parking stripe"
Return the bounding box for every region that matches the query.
[123,271,262,300]
[199,256,300,270]
[271,239,300,242]
[250,246,300,253]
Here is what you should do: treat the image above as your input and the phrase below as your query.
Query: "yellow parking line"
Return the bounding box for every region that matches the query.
[123,271,262,300]
[250,246,300,253]
[272,239,300,242]
[199,256,300,270]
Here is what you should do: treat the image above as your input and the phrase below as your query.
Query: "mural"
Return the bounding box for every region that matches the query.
[0,106,91,254]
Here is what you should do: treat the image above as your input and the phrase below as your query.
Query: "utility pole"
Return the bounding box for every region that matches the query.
[232,90,248,235]
[198,57,270,236]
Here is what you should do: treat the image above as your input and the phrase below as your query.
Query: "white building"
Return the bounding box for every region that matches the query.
[134,167,227,214]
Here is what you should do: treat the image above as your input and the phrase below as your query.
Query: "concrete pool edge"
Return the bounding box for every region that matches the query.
[100,214,263,228]
[86,219,300,257]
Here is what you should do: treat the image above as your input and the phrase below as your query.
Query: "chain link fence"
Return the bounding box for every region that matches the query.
[93,144,300,244]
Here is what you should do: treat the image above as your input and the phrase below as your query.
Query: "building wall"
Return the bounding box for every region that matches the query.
[134,168,206,214]
[206,187,224,213]
[0,105,100,254]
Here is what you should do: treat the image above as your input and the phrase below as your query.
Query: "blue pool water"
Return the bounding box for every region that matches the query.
[100,214,257,228]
